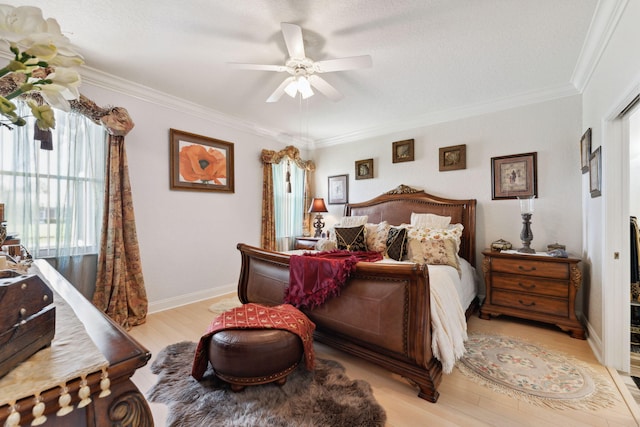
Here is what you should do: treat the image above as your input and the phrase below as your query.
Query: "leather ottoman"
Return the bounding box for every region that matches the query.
[207,328,304,391]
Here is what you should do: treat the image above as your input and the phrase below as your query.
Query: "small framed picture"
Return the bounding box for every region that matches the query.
[439,144,466,171]
[491,152,537,200]
[392,139,414,163]
[580,128,592,174]
[590,146,601,198]
[355,159,373,180]
[170,129,234,193]
[328,174,348,204]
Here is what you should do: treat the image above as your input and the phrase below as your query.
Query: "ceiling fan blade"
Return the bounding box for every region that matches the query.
[281,22,305,59]
[307,75,343,102]
[228,63,287,72]
[314,55,372,73]
[266,77,295,103]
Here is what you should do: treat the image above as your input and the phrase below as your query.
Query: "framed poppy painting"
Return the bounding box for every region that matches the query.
[170,129,234,193]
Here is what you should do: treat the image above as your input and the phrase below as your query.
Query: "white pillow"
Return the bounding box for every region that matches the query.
[410,213,451,229]
[338,215,369,227]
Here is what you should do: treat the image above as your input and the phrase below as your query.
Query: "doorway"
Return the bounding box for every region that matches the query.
[629,107,640,375]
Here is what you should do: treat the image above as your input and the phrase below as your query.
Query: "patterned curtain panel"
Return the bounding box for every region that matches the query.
[260,146,315,251]
[92,134,148,330]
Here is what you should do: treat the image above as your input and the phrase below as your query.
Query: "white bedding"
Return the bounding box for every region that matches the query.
[285,250,478,373]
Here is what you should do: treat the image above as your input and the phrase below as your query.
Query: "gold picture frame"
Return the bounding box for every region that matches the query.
[392,139,414,163]
[355,159,373,180]
[170,128,234,193]
[439,144,466,171]
[491,152,537,200]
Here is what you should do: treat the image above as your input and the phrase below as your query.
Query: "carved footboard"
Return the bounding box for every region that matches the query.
[236,243,443,402]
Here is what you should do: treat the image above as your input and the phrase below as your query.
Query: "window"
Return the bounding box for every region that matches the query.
[272,160,305,251]
[0,101,107,258]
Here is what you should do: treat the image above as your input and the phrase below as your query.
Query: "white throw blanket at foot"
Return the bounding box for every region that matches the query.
[428,265,468,373]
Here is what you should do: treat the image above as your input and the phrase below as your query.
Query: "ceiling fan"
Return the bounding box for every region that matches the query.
[229,22,372,103]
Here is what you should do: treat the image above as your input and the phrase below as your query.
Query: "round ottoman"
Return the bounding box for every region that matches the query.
[207,328,304,391]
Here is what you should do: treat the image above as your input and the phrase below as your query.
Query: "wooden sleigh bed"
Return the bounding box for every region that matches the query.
[236,185,477,402]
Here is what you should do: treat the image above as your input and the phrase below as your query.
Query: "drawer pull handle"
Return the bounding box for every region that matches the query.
[518,300,536,307]
[518,265,537,272]
[518,282,536,290]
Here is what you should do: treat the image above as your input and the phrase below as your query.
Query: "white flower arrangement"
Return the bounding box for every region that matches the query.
[0,4,83,130]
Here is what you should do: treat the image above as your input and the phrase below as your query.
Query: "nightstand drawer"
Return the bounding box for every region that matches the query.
[491,257,569,279]
[491,290,568,317]
[294,237,319,250]
[492,274,568,298]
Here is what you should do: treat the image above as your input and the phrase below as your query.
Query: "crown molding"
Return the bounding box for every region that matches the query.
[571,0,629,93]
[314,83,580,148]
[79,65,306,145]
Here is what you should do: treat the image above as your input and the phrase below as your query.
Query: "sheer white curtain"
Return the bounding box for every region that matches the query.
[272,159,305,251]
[0,101,107,296]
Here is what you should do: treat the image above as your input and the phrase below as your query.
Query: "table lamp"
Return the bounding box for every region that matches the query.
[308,198,328,238]
[517,196,535,253]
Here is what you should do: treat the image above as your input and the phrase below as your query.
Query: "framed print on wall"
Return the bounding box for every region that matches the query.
[355,159,373,180]
[170,128,234,193]
[392,139,414,163]
[328,174,348,204]
[580,128,592,174]
[491,152,538,200]
[439,144,466,171]
[590,146,601,198]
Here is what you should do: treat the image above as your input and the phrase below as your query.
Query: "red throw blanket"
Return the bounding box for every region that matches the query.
[191,303,316,380]
[285,250,383,309]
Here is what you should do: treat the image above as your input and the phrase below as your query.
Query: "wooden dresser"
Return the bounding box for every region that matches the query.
[480,250,585,339]
[0,260,153,426]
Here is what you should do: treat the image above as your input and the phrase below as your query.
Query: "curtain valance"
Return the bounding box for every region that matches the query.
[261,146,315,171]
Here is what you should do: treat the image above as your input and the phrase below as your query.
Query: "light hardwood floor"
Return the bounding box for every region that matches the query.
[129,295,640,426]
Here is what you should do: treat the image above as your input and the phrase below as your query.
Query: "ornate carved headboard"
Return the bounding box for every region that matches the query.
[344,185,477,266]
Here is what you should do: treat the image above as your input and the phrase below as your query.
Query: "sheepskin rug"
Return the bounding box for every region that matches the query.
[147,341,386,427]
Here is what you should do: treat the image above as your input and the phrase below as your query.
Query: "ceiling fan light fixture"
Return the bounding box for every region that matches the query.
[298,76,314,99]
[284,80,298,98]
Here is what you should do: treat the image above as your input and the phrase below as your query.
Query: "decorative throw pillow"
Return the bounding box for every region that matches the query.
[406,237,460,272]
[365,221,390,253]
[316,238,337,251]
[334,225,367,251]
[385,227,408,261]
[410,212,451,229]
[410,223,464,253]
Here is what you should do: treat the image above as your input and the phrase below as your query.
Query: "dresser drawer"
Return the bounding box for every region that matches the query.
[491,289,568,317]
[490,257,569,279]
[492,274,568,298]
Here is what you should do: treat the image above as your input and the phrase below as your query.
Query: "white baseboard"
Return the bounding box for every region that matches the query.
[147,283,236,314]
[583,315,604,365]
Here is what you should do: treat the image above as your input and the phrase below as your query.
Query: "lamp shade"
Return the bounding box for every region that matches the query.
[308,198,328,213]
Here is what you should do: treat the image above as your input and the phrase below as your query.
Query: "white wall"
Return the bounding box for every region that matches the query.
[581,0,640,370]
[80,83,287,312]
[312,95,583,298]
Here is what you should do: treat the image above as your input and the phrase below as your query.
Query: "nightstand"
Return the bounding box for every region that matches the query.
[294,236,320,250]
[480,250,585,339]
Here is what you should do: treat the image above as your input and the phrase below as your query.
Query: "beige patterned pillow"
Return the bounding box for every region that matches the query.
[408,223,464,252]
[406,237,460,272]
[365,222,390,253]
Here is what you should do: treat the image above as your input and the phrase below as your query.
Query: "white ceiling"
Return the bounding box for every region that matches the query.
[9,0,608,146]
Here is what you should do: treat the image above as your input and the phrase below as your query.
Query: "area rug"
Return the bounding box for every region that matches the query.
[208,295,242,315]
[457,333,617,410]
[147,341,386,427]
